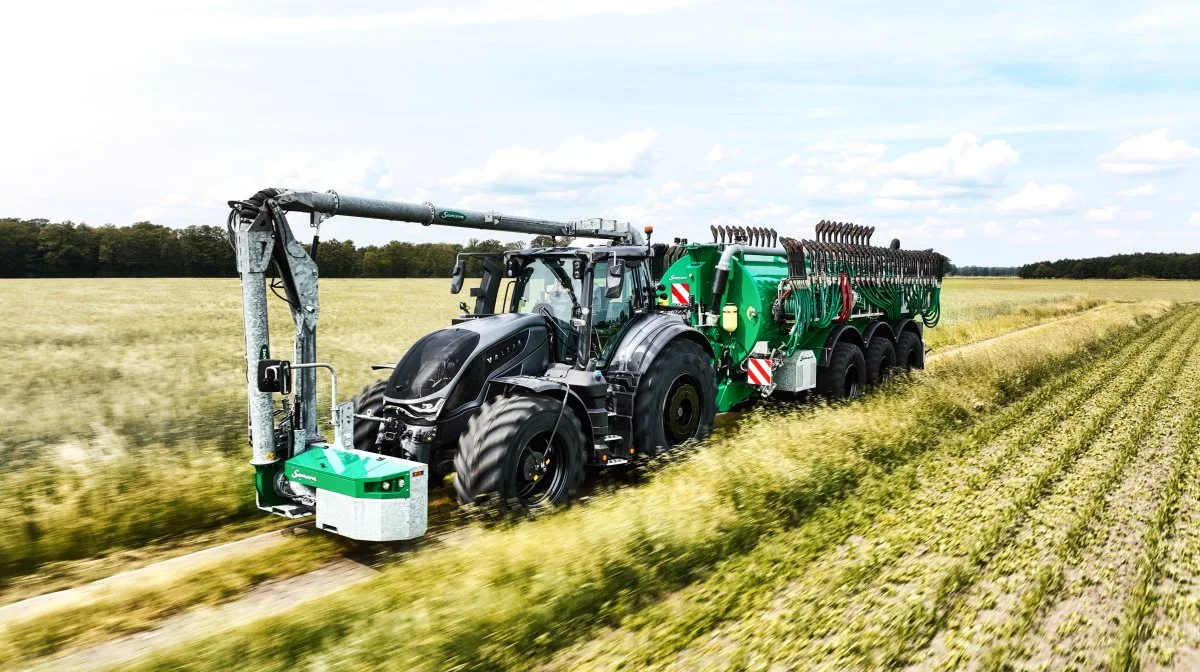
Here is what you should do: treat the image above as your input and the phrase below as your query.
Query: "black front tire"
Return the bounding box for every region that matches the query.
[351,380,388,451]
[455,395,586,511]
[633,339,717,457]
[864,337,897,387]
[894,331,925,372]
[818,342,867,399]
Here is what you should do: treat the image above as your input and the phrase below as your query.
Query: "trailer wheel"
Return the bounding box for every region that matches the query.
[633,339,717,457]
[894,331,925,372]
[864,337,897,387]
[351,380,388,451]
[454,395,586,511]
[818,342,866,399]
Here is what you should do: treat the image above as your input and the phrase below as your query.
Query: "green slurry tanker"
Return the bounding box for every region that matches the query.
[229,189,945,542]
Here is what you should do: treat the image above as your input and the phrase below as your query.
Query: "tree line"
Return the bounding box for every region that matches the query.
[1017,253,1200,280]
[0,218,546,278]
[946,264,1019,277]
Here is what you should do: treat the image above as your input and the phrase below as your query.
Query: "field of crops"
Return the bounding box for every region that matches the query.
[4,277,1200,670]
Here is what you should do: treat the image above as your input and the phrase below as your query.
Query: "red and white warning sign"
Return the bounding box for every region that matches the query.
[747,358,773,385]
[670,282,691,305]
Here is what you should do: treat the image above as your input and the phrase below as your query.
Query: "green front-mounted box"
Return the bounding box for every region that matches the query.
[285,447,414,499]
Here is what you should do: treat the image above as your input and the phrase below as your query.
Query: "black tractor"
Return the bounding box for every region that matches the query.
[353,244,717,511]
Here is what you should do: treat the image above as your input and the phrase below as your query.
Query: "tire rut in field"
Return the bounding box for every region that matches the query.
[535,308,1190,671]
[904,315,1200,671]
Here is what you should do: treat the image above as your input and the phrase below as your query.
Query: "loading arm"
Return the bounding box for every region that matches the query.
[230,188,640,478]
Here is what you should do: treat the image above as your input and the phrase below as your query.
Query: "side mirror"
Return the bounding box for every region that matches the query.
[257,359,292,394]
[605,260,625,299]
[450,259,466,294]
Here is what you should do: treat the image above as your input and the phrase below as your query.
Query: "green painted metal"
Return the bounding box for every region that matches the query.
[253,462,291,507]
[657,238,943,412]
[285,447,414,499]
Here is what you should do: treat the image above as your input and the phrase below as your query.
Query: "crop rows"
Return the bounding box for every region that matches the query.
[540,306,1200,671]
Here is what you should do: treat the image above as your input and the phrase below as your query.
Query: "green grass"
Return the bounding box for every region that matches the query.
[114,296,1172,671]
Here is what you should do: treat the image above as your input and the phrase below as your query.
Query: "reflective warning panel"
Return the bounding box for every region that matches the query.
[747,358,772,385]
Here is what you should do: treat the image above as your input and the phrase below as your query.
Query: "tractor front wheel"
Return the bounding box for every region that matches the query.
[454,395,586,511]
[633,339,717,457]
[818,341,867,399]
[351,380,388,451]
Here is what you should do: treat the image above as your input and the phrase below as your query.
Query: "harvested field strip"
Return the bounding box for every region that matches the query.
[118,302,1170,672]
[539,302,1185,670]
[1141,375,1200,670]
[542,306,1198,671]
[907,323,1200,671]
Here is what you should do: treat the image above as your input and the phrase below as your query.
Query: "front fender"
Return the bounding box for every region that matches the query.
[488,375,594,440]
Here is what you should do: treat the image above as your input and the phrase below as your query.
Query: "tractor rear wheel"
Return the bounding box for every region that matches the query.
[894,331,925,372]
[818,341,866,399]
[864,337,897,387]
[454,395,586,511]
[633,339,717,457]
[351,380,388,451]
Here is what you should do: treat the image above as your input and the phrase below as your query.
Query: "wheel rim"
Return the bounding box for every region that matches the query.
[844,365,861,398]
[663,376,702,444]
[513,431,567,507]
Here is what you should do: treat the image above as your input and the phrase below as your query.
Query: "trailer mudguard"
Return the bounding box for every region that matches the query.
[862,319,896,346]
[818,323,866,367]
[892,317,924,338]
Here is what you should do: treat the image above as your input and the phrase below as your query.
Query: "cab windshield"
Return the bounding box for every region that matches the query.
[511,258,581,321]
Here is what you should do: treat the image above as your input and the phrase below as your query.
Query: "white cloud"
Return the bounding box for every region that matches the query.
[264,149,395,196]
[715,171,753,197]
[996,182,1079,214]
[779,153,801,168]
[706,143,725,168]
[1098,129,1200,175]
[883,133,1018,185]
[1094,227,1123,239]
[443,129,658,193]
[800,140,889,174]
[1130,209,1154,222]
[878,179,966,199]
[870,198,941,213]
[1190,212,1200,226]
[797,176,868,203]
[980,221,1005,238]
[1118,183,1158,198]
[1086,205,1120,222]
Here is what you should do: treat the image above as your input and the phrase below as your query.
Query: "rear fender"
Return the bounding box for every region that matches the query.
[605,313,714,378]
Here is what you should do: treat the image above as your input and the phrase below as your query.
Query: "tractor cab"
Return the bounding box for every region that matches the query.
[452,246,655,366]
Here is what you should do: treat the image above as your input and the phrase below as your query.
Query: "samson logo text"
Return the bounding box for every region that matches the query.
[290,469,318,483]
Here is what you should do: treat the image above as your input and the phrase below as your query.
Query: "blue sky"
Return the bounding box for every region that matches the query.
[3,1,1200,265]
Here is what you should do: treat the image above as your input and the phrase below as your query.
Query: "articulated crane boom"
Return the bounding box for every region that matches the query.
[230,188,640,538]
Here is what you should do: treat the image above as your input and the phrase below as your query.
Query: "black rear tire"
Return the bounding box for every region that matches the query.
[454,395,586,512]
[818,342,866,399]
[632,339,717,457]
[894,331,925,372]
[351,380,388,451]
[864,337,897,387]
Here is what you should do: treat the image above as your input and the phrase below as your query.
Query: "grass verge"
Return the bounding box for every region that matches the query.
[0,534,339,667]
